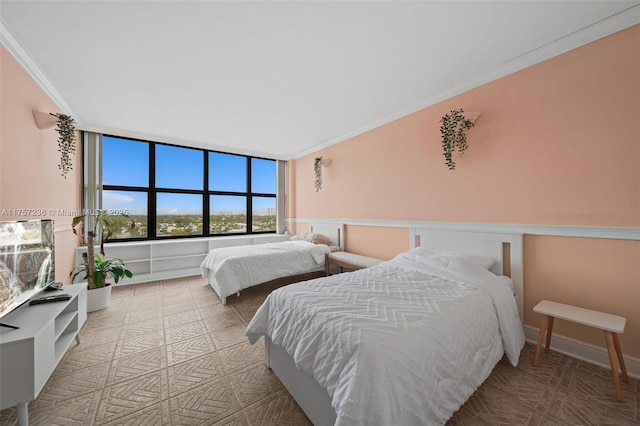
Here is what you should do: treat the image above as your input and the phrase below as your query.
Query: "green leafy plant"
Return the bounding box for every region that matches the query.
[314,156,323,192]
[53,113,77,179]
[70,209,135,289]
[71,253,132,288]
[440,109,474,170]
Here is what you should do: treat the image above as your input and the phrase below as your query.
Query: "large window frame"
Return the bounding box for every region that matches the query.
[97,134,278,241]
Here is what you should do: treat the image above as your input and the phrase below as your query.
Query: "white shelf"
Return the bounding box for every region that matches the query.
[75,234,290,285]
[54,311,77,340]
[0,284,87,425]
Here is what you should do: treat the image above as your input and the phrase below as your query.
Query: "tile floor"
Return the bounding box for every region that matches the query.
[0,276,637,425]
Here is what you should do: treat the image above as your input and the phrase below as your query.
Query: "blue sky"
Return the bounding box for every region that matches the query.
[102,136,276,215]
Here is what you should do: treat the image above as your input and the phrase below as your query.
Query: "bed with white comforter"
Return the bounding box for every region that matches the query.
[200,240,330,303]
[246,248,525,426]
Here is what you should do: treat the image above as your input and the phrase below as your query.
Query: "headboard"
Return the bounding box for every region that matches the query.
[410,228,524,321]
[309,222,344,251]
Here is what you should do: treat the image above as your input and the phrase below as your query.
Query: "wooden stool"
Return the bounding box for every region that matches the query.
[532,300,628,401]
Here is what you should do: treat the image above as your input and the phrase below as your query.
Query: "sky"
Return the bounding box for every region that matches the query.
[102,136,276,215]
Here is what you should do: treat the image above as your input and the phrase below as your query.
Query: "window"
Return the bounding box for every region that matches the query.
[100,135,277,240]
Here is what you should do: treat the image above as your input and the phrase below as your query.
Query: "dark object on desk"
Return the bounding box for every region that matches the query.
[29,293,71,305]
[43,282,64,291]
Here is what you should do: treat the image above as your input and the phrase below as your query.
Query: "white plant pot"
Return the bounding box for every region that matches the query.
[86,284,112,312]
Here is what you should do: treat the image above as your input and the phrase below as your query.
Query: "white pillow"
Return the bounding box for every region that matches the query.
[409,247,495,270]
[457,254,496,270]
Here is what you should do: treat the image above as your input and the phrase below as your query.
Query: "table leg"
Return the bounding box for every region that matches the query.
[605,331,624,401]
[16,402,28,426]
[612,333,629,383]
[533,316,548,366]
[545,316,554,353]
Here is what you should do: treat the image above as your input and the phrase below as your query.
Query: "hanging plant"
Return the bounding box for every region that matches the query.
[314,156,323,192]
[440,108,474,170]
[53,113,77,179]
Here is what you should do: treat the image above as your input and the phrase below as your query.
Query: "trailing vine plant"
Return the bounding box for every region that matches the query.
[53,113,77,178]
[440,108,474,170]
[314,156,323,192]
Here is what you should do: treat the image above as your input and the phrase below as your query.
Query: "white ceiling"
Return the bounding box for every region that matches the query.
[2,1,638,160]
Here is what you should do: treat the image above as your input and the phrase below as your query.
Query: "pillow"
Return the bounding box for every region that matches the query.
[409,247,495,270]
[289,232,334,246]
[328,245,342,252]
[309,233,333,245]
[457,254,496,270]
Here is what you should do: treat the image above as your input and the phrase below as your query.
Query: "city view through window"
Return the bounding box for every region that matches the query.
[101,136,277,239]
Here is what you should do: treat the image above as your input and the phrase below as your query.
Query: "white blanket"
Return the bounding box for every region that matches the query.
[247,253,525,426]
[200,240,329,300]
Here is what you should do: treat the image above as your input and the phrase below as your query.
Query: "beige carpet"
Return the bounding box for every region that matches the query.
[0,276,638,425]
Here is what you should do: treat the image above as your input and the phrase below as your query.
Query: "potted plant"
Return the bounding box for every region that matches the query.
[314,156,323,192]
[440,108,475,170]
[70,210,134,311]
[53,113,77,179]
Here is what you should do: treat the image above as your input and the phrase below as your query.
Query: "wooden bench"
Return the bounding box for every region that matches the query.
[532,300,628,401]
[325,252,383,276]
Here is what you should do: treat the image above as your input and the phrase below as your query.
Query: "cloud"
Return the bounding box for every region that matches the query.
[103,192,135,204]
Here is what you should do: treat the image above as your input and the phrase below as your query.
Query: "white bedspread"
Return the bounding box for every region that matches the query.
[246,252,525,426]
[200,240,329,300]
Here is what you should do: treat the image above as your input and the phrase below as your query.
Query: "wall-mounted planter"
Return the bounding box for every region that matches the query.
[440,109,480,170]
[33,110,77,178]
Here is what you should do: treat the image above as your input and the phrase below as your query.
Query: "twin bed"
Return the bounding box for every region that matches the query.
[247,228,525,426]
[202,225,525,425]
[200,223,343,304]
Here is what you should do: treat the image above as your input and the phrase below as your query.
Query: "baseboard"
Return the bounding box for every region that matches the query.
[524,325,640,379]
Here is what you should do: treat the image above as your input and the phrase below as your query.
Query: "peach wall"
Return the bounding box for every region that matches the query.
[1,46,81,283]
[287,26,640,357]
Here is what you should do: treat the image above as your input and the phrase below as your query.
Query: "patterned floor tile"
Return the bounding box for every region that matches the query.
[166,334,216,365]
[114,330,165,358]
[210,323,249,350]
[163,299,198,316]
[214,411,250,426]
[168,378,241,425]
[203,310,244,333]
[100,400,171,426]
[165,320,207,344]
[243,389,312,426]
[76,324,123,347]
[29,363,109,410]
[124,307,164,324]
[229,364,284,406]
[168,352,227,396]
[57,341,117,374]
[95,369,169,423]
[164,309,202,328]
[198,301,230,319]
[121,317,164,339]
[28,390,101,426]
[218,341,264,374]
[233,305,260,324]
[106,347,167,385]
[483,361,554,413]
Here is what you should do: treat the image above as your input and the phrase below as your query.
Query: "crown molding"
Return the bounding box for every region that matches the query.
[0,17,77,118]
[286,218,640,241]
[292,5,640,160]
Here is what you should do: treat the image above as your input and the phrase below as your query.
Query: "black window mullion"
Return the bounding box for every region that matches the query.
[203,151,210,237]
[148,142,157,239]
[246,157,252,234]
